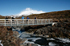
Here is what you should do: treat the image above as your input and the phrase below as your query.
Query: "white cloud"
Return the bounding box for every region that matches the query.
[16,8,45,16]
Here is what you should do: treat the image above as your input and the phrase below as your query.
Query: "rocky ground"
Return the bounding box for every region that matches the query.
[0,26,22,46]
[0,22,70,46]
[25,22,70,39]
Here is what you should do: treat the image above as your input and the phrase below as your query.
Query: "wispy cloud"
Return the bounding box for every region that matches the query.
[16,8,45,16]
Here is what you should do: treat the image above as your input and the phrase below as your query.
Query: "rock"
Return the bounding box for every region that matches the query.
[27,29,34,32]
[13,31,19,37]
[7,26,12,30]
[34,27,49,35]
[52,22,57,27]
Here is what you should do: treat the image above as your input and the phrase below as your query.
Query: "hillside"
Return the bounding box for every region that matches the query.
[17,10,70,22]
[0,15,11,19]
[0,10,70,22]
[26,10,70,19]
[0,15,5,19]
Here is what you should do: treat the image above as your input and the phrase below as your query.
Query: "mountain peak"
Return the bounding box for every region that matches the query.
[16,8,45,16]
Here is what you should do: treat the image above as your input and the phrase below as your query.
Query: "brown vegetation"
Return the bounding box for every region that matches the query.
[16,10,70,22]
[25,22,70,39]
[28,10,70,19]
[0,26,21,46]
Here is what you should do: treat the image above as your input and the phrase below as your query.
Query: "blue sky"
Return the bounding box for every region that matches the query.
[0,0,70,16]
